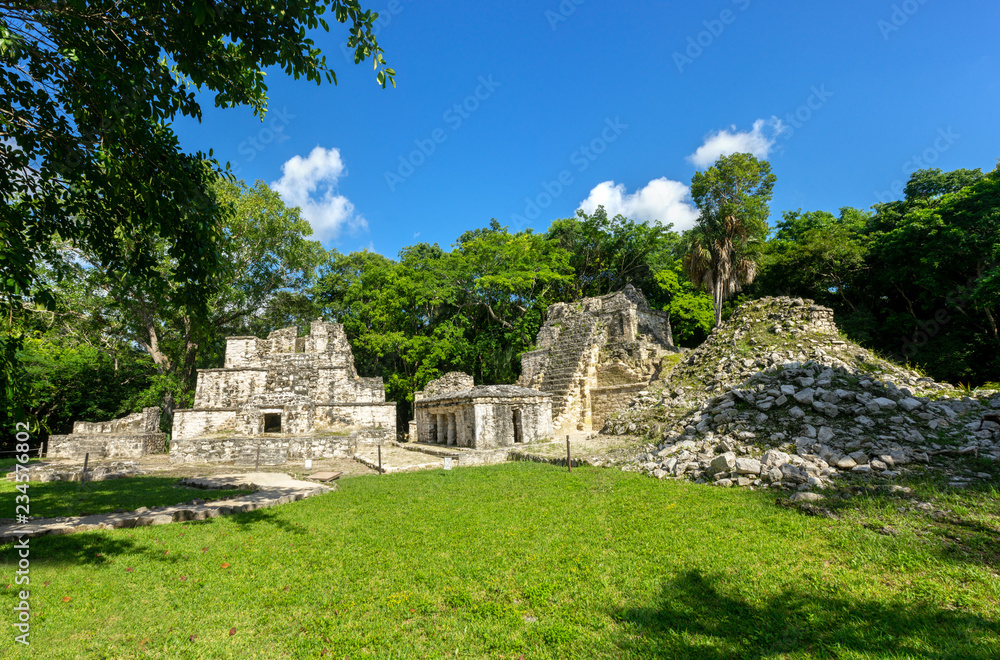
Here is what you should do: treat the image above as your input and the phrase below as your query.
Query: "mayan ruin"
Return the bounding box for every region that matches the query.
[412,372,553,449]
[46,407,166,460]
[169,319,396,464]
[519,284,680,434]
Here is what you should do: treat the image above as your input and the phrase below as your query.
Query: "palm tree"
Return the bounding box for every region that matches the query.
[686,153,776,327]
[681,226,761,327]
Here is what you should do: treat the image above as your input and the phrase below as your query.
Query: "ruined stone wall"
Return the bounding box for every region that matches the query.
[173,320,395,455]
[590,383,647,431]
[415,372,476,401]
[317,370,386,403]
[472,400,553,449]
[49,408,166,459]
[72,407,161,435]
[415,386,553,449]
[170,434,358,465]
[315,402,396,430]
[224,337,266,368]
[518,349,548,387]
[638,310,673,346]
[48,433,166,459]
[266,326,298,354]
[171,409,239,441]
[194,369,268,408]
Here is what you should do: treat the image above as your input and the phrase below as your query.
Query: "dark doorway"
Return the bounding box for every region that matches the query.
[263,413,282,433]
[513,409,523,444]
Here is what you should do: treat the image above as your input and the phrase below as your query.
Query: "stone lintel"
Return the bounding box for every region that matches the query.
[196,368,269,373]
[590,383,648,395]
[174,407,240,413]
[416,394,552,408]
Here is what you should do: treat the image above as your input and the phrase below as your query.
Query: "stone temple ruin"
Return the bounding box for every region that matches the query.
[520,285,678,434]
[170,320,396,464]
[48,407,166,459]
[412,372,553,449]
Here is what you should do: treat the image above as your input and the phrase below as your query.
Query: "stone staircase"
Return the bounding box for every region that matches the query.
[538,316,602,432]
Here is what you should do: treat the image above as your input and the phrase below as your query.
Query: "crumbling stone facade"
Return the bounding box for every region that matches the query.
[413,374,553,449]
[520,285,678,434]
[171,320,396,464]
[48,408,166,459]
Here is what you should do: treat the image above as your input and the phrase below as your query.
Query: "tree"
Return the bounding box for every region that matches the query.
[861,164,1000,380]
[42,177,327,426]
[545,206,678,303]
[755,207,869,310]
[654,261,713,346]
[687,153,776,326]
[312,224,574,429]
[1,0,393,424]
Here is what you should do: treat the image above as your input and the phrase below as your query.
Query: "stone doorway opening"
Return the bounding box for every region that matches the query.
[513,409,523,443]
[263,413,282,433]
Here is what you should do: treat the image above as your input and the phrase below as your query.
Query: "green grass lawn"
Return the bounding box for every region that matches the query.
[0,472,249,519]
[1,462,998,658]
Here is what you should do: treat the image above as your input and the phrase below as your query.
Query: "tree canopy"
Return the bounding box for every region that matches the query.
[1,0,393,424]
[687,152,776,326]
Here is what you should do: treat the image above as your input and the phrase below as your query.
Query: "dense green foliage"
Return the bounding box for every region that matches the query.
[1,462,997,657]
[5,154,999,442]
[2,177,327,443]
[752,164,1000,385]
[686,153,777,326]
[1,0,393,427]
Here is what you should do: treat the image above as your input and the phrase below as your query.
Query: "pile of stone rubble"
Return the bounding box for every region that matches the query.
[604,297,1000,491]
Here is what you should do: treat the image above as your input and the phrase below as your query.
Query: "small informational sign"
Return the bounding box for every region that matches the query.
[443,458,454,470]
[304,459,313,469]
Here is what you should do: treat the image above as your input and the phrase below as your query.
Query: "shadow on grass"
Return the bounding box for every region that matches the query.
[804,458,1000,571]
[0,476,246,518]
[226,506,310,536]
[614,570,1000,659]
[0,530,155,574]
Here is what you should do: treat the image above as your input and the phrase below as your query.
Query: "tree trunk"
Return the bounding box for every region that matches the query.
[713,280,723,327]
[161,390,175,435]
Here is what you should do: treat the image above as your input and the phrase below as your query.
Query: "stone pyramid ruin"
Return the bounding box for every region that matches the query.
[603,297,1000,492]
[519,285,680,435]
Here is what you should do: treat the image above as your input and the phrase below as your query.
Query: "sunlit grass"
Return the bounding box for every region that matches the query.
[1,462,997,658]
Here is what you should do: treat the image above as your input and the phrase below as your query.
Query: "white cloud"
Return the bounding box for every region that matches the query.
[271,146,367,242]
[577,177,700,231]
[687,117,786,168]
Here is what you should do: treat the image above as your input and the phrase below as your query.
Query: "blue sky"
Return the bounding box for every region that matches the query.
[172,0,1000,259]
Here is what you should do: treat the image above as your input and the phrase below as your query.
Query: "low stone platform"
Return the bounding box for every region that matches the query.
[507,432,647,467]
[353,442,513,473]
[0,473,331,544]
